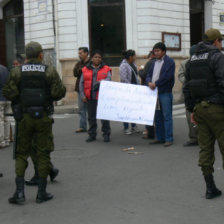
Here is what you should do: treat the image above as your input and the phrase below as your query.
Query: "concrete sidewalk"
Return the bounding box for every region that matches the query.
[54,103,78,114]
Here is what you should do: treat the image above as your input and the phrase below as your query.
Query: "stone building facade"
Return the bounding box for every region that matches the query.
[0,0,224,104]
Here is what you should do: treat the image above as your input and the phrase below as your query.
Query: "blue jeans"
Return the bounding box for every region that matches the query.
[123,123,136,130]
[78,93,87,130]
[155,93,173,142]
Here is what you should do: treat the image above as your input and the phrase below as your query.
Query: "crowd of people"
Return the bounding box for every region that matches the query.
[73,28,224,200]
[74,42,178,147]
[1,27,224,204]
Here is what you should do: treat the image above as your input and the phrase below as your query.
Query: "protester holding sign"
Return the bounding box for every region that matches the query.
[79,50,112,143]
[119,50,140,135]
[146,42,175,147]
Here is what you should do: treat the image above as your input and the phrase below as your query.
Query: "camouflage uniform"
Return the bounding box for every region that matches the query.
[183,29,224,199]
[3,41,66,204]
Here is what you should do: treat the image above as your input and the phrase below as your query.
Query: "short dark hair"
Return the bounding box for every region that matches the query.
[26,47,41,59]
[122,49,136,59]
[153,42,167,52]
[90,49,103,58]
[25,41,43,59]
[78,47,89,53]
[203,34,215,45]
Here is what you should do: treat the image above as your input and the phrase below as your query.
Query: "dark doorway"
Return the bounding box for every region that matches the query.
[190,0,204,46]
[0,19,6,66]
[3,0,24,69]
[88,0,126,66]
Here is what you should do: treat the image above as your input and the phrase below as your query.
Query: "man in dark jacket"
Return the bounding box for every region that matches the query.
[73,47,90,133]
[178,45,198,147]
[146,42,175,147]
[183,28,224,199]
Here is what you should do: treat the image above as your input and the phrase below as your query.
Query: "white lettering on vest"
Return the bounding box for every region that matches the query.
[22,65,46,72]
[191,53,209,62]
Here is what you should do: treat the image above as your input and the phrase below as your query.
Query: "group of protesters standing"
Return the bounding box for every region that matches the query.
[74,27,224,201]
[74,42,176,147]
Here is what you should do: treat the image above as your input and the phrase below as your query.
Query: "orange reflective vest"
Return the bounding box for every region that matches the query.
[82,65,112,100]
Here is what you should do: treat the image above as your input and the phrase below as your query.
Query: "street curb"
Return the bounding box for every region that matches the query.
[54,106,78,114]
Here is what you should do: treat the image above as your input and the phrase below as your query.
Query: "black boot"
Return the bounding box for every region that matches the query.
[25,168,39,186]
[36,178,53,203]
[204,175,222,199]
[103,135,110,143]
[8,177,25,204]
[86,136,96,142]
[49,168,59,182]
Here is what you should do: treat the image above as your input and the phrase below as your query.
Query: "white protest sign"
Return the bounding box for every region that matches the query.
[96,81,158,125]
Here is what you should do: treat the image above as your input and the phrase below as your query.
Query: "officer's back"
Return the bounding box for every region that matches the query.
[3,41,66,204]
[183,29,224,200]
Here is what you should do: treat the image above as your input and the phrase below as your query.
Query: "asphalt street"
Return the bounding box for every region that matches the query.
[1,104,224,224]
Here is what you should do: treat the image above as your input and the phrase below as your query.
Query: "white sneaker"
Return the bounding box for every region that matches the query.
[124,129,132,135]
[0,142,7,148]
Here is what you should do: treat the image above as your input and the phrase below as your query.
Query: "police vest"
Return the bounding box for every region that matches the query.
[82,65,112,100]
[19,64,51,107]
[188,51,218,101]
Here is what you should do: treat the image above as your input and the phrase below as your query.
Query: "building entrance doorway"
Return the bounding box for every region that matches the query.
[88,0,126,66]
[0,0,24,68]
[190,0,205,46]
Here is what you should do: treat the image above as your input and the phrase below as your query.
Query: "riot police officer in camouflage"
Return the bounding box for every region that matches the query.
[184,29,224,199]
[3,41,66,204]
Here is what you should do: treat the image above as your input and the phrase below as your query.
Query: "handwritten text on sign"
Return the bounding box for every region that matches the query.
[96,81,158,125]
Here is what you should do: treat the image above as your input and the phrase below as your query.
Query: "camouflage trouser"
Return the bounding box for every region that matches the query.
[30,138,53,172]
[16,113,54,178]
[0,101,11,147]
[194,101,224,176]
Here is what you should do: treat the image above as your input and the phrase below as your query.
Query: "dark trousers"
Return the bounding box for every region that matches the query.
[194,102,224,176]
[87,100,111,138]
[155,93,173,142]
[123,123,136,130]
[16,114,53,178]
[146,125,155,139]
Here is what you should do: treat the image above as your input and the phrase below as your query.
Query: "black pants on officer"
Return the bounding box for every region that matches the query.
[87,100,110,138]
